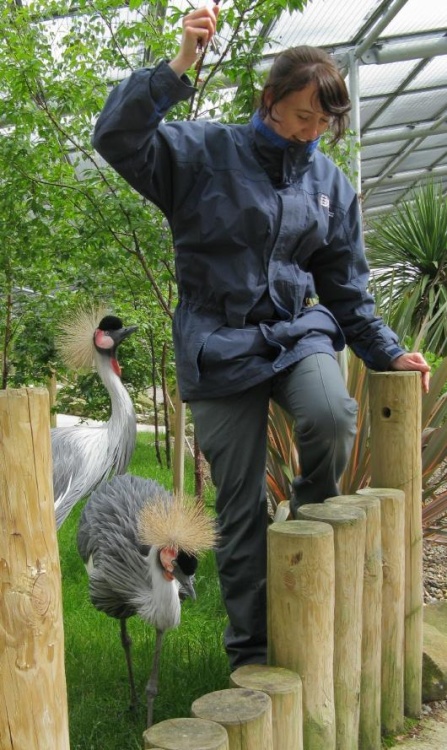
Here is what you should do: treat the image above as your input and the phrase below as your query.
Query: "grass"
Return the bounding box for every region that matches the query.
[381,718,420,748]
[58,433,230,750]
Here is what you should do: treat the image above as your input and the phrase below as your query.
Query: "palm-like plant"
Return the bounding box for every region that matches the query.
[365,182,447,356]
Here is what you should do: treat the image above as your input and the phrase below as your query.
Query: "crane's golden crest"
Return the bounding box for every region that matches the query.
[137,493,217,554]
[56,304,109,370]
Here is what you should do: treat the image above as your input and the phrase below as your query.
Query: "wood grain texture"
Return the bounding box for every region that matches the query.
[143,717,229,749]
[368,372,423,718]
[326,494,382,749]
[191,688,272,750]
[267,521,336,750]
[230,664,303,750]
[0,388,69,750]
[295,505,366,750]
[358,487,406,734]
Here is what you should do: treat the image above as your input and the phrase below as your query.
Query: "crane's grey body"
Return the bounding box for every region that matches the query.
[77,474,181,631]
[77,474,197,726]
[52,316,137,528]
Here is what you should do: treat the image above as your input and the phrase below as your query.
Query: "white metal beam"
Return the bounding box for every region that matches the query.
[362,164,447,190]
[361,36,447,65]
[362,119,447,146]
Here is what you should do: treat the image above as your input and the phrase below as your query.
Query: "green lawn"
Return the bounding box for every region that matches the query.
[58,433,230,749]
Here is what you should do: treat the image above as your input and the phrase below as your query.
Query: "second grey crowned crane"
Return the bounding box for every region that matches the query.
[52,308,137,528]
[77,474,216,728]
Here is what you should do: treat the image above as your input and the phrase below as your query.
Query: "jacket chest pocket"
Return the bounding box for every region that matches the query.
[177,168,274,248]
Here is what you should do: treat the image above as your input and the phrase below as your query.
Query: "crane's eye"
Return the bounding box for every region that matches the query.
[176,550,198,576]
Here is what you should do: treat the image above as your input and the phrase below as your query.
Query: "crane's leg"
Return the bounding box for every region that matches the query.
[146,629,164,728]
[120,618,138,711]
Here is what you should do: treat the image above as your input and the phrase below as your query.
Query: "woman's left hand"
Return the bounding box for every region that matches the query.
[390,352,431,394]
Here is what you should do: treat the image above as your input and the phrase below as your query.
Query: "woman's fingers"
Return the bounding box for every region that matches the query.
[183,6,218,52]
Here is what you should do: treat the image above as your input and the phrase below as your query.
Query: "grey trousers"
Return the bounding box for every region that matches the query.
[189,353,358,668]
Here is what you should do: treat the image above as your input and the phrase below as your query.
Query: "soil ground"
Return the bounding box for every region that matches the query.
[396,702,447,747]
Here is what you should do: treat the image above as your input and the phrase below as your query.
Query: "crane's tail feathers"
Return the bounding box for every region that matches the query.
[137,494,217,554]
[56,303,110,370]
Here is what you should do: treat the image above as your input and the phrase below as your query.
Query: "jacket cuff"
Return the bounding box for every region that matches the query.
[373,345,406,371]
[149,60,196,106]
[387,348,407,367]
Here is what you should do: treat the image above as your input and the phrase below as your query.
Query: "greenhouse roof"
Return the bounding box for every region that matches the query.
[15,0,447,218]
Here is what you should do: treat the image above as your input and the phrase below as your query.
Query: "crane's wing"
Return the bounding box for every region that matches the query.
[52,424,110,527]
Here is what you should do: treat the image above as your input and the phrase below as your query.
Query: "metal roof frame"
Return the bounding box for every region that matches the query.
[251,0,447,217]
[343,3,447,215]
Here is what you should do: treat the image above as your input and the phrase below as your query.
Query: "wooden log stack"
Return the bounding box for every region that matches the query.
[0,369,422,750]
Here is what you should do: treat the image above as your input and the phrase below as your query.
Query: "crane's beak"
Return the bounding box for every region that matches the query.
[112,325,138,346]
[172,561,196,601]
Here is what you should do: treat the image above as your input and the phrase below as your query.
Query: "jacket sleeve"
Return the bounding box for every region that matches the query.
[92,61,195,215]
[310,191,405,371]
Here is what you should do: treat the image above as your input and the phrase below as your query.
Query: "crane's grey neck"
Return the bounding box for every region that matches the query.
[132,546,181,631]
[95,351,136,474]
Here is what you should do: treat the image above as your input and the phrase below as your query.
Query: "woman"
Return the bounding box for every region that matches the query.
[93,5,430,669]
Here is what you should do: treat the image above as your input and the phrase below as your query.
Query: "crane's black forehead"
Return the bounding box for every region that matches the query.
[177,550,198,576]
[98,315,123,331]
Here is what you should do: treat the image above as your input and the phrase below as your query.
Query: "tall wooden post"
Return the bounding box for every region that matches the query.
[295,505,366,750]
[267,521,336,750]
[368,372,423,718]
[0,388,70,750]
[325,494,382,750]
[358,488,406,735]
[173,387,185,495]
[46,370,57,428]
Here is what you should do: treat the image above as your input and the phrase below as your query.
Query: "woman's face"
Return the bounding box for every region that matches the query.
[263,82,331,143]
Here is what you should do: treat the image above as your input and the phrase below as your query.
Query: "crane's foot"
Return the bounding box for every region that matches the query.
[128,694,141,715]
[146,685,157,729]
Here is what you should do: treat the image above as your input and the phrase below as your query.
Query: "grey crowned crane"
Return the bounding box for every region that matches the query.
[76,473,216,727]
[52,308,137,528]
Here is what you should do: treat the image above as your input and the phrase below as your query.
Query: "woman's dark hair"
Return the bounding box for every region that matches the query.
[259,46,351,143]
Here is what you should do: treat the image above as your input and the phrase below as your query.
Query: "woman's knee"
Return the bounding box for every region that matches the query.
[298,394,358,443]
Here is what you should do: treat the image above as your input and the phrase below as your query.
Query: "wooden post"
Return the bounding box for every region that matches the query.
[325,495,382,750]
[143,717,229,749]
[368,372,423,718]
[267,521,336,750]
[46,370,57,428]
[230,664,303,750]
[296,505,366,750]
[173,386,185,494]
[357,487,406,734]
[191,689,272,750]
[0,388,70,750]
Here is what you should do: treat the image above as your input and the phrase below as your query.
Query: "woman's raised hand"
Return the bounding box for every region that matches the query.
[170,4,220,76]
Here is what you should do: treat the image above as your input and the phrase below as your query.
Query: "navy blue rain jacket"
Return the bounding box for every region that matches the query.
[93,61,405,400]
